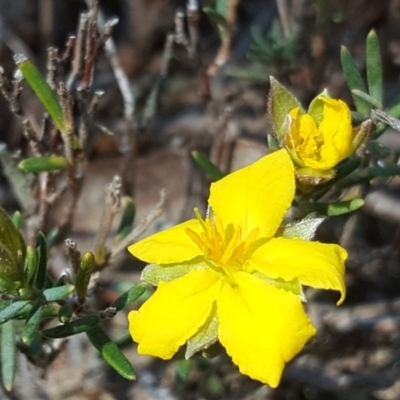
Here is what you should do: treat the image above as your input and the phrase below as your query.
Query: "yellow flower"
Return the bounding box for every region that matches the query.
[284,95,359,181]
[128,150,347,388]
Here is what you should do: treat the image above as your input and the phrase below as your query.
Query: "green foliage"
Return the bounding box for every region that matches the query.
[248,21,298,69]
[19,156,67,173]
[15,56,65,132]
[86,327,136,380]
[192,151,225,181]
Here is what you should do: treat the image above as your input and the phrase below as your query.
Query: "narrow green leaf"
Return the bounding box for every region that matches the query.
[366,30,383,106]
[42,284,75,302]
[111,284,147,312]
[339,165,400,187]
[0,301,30,325]
[327,199,364,216]
[75,252,95,303]
[19,156,67,173]
[24,245,37,284]
[42,315,101,338]
[1,320,17,391]
[116,197,136,240]
[215,0,227,17]
[35,232,48,290]
[268,77,302,139]
[22,303,44,343]
[340,45,371,115]
[15,55,65,131]
[351,89,381,108]
[86,327,136,380]
[192,151,225,181]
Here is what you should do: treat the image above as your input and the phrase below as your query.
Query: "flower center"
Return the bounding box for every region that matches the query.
[185,208,259,273]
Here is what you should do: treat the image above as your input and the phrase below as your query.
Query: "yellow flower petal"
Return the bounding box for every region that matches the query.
[129,269,221,359]
[250,237,347,304]
[128,219,203,264]
[217,272,316,387]
[208,150,294,238]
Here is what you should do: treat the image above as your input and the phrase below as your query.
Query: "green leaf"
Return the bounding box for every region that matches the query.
[19,156,67,173]
[215,0,227,17]
[75,252,95,303]
[0,301,30,325]
[116,197,136,240]
[326,199,364,216]
[0,207,26,281]
[42,284,75,302]
[22,303,44,343]
[35,232,48,290]
[351,89,381,108]
[1,320,16,391]
[191,151,225,181]
[15,55,65,132]
[366,30,383,106]
[281,218,325,241]
[268,77,302,139]
[24,245,37,284]
[339,165,400,187]
[42,315,101,338]
[86,327,136,380]
[340,45,371,115]
[111,284,147,311]
[203,8,229,39]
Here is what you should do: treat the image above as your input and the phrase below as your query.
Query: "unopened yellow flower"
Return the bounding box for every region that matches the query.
[128,150,346,388]
[285,95,357,172]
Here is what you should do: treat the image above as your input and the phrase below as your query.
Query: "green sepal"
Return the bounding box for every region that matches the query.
[186,311,218,359]
[21,303,44,344]
[366,30,383,106]
[1,320,16,391]
[340,45,370,115]
[19,156,67,173]
[307,89,329,124]
[75,252,95,304]
[280,218,325,241]
[255,273,305,301]
[142,261,207,286]
[268,77,302,139]
[15,55,65,132]
[191,151,225,181]
[35,232,48,290]
[0,300,30,325]
[111,284,147,312]
[42,284,75,302]
[86,326,136,380]
[116,197,136,241]
[311,157,362,201]
[42,315,101,338]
